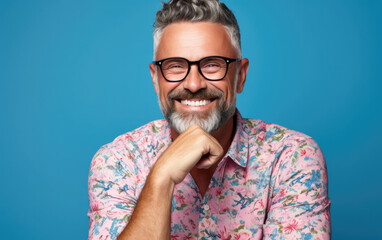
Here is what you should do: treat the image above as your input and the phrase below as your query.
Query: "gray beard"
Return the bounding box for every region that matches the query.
[158,89,237,134]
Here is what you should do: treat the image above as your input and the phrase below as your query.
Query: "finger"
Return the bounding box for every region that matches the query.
[195,156,215,169]
[197,142,223,169]
[201,135,223,158]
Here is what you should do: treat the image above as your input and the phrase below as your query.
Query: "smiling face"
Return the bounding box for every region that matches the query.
[150,22,249,134]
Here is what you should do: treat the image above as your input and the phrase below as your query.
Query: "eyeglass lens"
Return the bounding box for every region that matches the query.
[161,57,228,81]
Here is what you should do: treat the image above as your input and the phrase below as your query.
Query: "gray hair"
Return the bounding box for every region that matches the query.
[153,0,242,59]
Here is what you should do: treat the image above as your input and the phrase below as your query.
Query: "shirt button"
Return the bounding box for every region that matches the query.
[204,205,210,211]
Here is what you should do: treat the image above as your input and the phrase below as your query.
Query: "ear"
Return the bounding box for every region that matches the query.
[149,63,159,95]
[236,58,249,94]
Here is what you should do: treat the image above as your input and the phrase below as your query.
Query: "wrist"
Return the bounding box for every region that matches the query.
[148,166,176,191]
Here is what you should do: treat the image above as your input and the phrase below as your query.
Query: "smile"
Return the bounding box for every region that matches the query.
[180,99,211,107]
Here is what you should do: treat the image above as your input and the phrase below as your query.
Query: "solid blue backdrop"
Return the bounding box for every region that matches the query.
[1,0,381,239]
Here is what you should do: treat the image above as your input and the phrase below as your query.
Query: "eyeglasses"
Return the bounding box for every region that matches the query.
[152,56,241,82]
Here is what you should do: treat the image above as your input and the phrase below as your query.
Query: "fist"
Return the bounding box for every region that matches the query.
[152,124,224,184]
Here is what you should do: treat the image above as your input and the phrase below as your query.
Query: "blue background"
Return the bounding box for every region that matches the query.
[1,0,381,239]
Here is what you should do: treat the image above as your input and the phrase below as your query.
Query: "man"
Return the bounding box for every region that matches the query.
[88,0,331,239]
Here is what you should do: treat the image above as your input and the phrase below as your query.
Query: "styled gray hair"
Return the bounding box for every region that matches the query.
[153,0,242,59]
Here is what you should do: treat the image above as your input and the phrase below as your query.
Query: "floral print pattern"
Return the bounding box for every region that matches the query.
[88,111,330,239]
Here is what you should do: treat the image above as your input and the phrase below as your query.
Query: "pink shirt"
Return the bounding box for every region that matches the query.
[88,112,330,239]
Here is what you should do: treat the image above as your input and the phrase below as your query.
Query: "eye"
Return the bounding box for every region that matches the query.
[201,58,226,70]
[201,61,223,72]
[162,60,187,70]
[167,64,183,69]
[205,62,220,68]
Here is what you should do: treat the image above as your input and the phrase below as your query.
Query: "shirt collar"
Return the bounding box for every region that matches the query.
[225,110,249,168]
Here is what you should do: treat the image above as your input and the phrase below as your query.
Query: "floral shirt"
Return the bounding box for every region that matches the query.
[88,111,331,239]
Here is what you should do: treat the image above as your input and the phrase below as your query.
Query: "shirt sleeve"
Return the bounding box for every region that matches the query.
[87,143,139,240]
[263,137,331,239]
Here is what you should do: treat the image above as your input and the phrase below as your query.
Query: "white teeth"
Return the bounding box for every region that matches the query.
[180,100,211,106]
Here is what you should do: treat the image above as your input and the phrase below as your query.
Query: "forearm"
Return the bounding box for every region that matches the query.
[117,168,175,240]
[117,125,222,239]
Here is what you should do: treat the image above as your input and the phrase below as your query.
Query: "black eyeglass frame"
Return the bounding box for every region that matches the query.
[152,56,241,82]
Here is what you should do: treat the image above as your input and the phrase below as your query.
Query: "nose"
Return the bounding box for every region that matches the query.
[182,65,207,93]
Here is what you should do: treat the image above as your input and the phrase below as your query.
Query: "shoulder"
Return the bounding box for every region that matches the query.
[242,117,325,168]
[112,119,167,146]
[91,119,170,171]
[247,118,326,177]
[242,118,317,149]
[242,117,328,182]
[100,119,167,152]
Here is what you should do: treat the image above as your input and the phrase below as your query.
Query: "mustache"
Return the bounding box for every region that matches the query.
[167,88,223,100]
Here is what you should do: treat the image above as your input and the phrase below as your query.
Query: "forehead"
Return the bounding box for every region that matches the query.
[156,22,237,60]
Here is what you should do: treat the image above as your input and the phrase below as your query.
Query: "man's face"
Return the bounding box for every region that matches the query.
[150,22,248,134]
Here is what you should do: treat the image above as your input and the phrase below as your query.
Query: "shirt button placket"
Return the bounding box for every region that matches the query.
[199,204,211,238]
[203,204,210,212]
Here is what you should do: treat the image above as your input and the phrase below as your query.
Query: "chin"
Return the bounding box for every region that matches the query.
[167,105,236,134]
[168,111,220,134]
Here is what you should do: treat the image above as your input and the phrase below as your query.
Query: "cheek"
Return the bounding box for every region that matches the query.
[158,81,180,100]
[211,81,234,100]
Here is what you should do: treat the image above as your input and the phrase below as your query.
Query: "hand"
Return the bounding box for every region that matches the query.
[152,124,224,184]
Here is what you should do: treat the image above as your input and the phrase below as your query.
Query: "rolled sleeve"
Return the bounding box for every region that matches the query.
[88,145,138,240]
